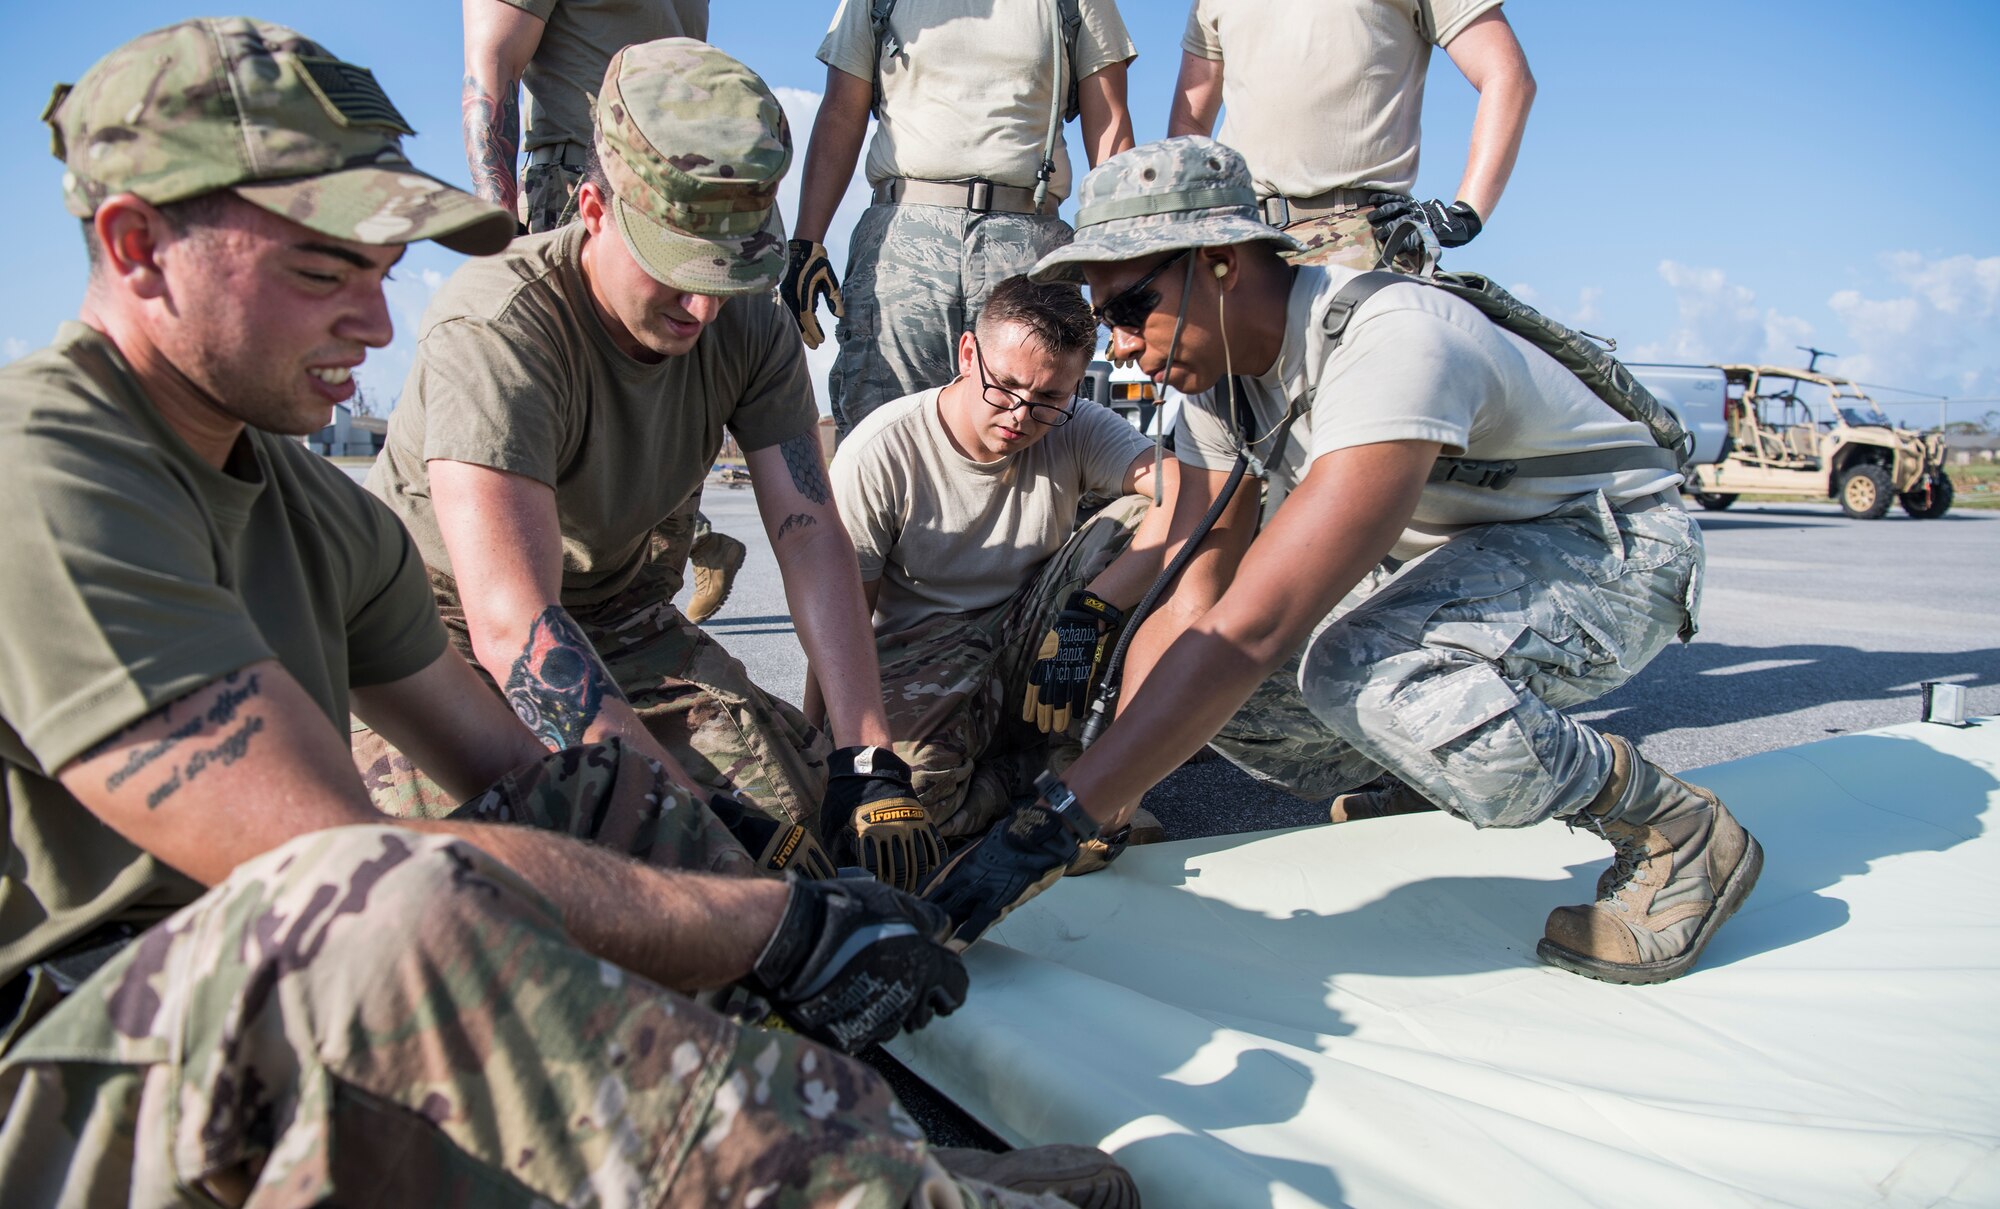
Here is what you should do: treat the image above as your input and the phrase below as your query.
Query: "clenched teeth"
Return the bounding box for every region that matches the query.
[309,366,352,385]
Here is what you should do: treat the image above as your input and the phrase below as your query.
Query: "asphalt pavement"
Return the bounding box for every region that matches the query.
[684,486,2000,840]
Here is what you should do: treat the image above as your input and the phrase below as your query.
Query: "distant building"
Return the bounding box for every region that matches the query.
[306,403,387,457]
[1943,432,2000,465]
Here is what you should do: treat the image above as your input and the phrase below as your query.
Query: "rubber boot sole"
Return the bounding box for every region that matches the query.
[1535,832,1764,986]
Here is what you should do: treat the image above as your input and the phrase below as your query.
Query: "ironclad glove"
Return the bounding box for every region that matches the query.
[823,746,944,893]
[1367,195,1482,251]
[922,799,1093,950]
[1022,590,1123,734]
[779,239,843,349]
[707,791,837,880]
[746,875,968,1052]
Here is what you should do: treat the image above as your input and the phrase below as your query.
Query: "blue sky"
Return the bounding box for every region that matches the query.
[4,1,1997,426]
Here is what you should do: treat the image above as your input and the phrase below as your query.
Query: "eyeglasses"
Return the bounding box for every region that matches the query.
[1089,248,1190,332]
[972,336,1080,427]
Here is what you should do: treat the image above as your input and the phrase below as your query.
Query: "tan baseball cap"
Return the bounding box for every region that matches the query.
[45,17,514,256]
[593,38,790,295]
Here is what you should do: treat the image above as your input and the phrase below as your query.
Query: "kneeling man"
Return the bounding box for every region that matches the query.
[823,276,1176,864]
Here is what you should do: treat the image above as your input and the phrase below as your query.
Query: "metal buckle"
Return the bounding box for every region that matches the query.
[967,180,995,212]
[1262,197,1292,228]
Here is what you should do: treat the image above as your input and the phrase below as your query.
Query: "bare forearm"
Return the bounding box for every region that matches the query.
[794,70,871,243]
[777,525,890,747]
[461,67,522,213]
[1456,73,1534,220]
[1168,51,1224,138]
[1077,64,1135,168]
[406,817,785,990]
[1085,508,1172,612]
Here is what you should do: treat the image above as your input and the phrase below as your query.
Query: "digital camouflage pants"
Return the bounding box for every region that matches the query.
[0,744,1059,1207]
[830,203,1074,436]
[355,496,831,831]
[876,496,1149,839]
[1212,494,1703,827]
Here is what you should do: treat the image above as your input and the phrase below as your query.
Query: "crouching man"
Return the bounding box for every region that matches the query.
[819,276,1177,873]
[0,21,1124,1206]
[927,137,1761,986]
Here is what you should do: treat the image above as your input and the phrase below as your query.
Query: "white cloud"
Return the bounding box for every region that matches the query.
[1627,260,1815,367]
[2,337,27,364]
[772,87,877,416]
[1826,252,2000,398]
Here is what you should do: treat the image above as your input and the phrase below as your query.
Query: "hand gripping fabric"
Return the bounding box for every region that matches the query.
[1366,194,1482,250]
[922,799,1094,951]
[707,791,837,879]
[746,875,969,1052]
[1023,590,1123,734]
[823,746,944,893]
[779,239,843,348]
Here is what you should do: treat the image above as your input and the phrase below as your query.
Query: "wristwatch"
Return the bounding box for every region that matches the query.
[1032,771,1102,844]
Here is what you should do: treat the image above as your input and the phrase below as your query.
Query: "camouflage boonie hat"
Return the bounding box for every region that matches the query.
[595,39,790,295]
[1030,137,1303,284]
[44,18,513,256]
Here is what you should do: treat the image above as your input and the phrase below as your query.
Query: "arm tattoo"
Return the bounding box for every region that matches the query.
[505,606,625,751]
[777,431,831,506]
[462,72,521,213]
[87,671,268,811]
[775,512,818,540]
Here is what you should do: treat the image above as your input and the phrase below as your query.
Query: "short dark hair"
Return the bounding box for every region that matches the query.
[581,136,612,199]
[976,276,1096,360]
[81,189,238,273]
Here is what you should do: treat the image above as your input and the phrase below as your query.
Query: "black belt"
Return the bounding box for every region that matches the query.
[0,919,146,1031]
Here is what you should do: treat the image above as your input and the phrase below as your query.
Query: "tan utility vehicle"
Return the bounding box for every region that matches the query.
[1687,365,1953,519]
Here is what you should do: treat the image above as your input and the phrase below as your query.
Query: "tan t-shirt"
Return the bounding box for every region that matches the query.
[371,225,818,607]
[501,0,710,152]
[1174,266,1682,563]
[818,0,1137,198]
[832,387,1150,634]
[1183,0,1500,199]
[0,324,447,984]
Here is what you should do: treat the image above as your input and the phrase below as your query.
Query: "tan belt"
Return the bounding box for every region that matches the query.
[526,141,587,169]
[1617,489,1684,514]
[873,177,1055,216]
[1261,187,1395,228]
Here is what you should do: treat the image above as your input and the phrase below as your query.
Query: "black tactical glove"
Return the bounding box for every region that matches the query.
[1367,194,1483,252]
[823,746,945,893]
[923,783,1100,950]
[746,874,969,1052]
[707,791,837,880]
[1022,590,1123,734]
[778,239,843,349]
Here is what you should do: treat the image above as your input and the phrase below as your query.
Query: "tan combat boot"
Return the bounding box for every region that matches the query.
[1327,777,1441,824]
[686,531,746,623]
[1538,735,1763,985]
[933,1144,1140,1208]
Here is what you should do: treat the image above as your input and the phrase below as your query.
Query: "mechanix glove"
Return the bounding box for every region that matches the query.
[778,239,843,349]
[707,791,837,880]
[923,776,1101,950]
[746,875,969,1053]
[1022,590,1123,734]
[1367,194,1483,252]
[823,746,945,894]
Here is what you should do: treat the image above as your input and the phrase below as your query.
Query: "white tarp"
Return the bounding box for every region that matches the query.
[890,720,2000,1207]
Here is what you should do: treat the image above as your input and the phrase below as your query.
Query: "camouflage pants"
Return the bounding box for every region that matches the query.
[356,497,831,831]
[876,496,1149,838]
[1276,197,1435,271]
[520,159,582,233]
[830,203,1074,436]
[1212,494,1703,828]
[0,810,1055,1205]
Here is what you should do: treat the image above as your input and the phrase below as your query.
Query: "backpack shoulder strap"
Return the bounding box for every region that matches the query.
[868,0,900,118]
[1058,0,1085,121]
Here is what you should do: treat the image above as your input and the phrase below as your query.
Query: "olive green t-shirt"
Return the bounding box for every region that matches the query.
[500,0,711,152]
[370,225,819,607]
[0,324,448,984]
[818,0,1137,198]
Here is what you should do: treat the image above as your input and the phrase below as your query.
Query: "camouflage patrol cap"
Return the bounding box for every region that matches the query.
[1030,137,1302,284]
[44,18,513,256]
[594,38,790,295]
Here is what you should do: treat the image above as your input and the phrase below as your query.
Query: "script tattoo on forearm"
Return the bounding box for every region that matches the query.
[777,431,831,506]
[462,72,521,213]
[87,671,268,811]
[776,512,818,540]
[505,607,625,751]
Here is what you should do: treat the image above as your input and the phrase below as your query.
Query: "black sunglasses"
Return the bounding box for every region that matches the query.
[1089,248,1190,332]
[972,336,1080,427]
